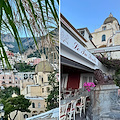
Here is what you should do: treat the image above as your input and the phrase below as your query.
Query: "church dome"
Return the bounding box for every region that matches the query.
[35,61,54,73]
[103,13,119,24]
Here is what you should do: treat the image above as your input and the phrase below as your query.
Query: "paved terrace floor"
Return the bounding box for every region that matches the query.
[75,113,86,120]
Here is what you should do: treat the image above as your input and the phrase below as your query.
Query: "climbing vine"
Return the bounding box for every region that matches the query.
[96,55,120,70]
[96,55,120,87]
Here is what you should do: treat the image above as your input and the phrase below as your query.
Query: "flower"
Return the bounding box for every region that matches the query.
[83,82,95,92]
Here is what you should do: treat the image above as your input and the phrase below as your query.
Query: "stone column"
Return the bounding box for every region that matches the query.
[86,84,119,120]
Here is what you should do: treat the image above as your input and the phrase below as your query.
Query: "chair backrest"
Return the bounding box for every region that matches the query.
[82,96,87,105]
[60,103,69,119]
[76,96,85,106]
[60,104,66,115]
[70,100,78,112]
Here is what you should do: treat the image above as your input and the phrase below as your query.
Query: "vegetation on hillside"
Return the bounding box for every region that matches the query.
[27,48,48,58]
[0,86,20,100]
[14,63,35,72]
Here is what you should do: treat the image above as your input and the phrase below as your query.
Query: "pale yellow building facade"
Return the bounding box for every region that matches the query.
[91,13,120,59]
[10,97,46,120]
[15,54,54,120]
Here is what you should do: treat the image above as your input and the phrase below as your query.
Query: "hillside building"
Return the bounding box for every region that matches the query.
[19,54,55,119]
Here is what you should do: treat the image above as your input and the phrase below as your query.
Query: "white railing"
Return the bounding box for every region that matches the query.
[26,108,59,120]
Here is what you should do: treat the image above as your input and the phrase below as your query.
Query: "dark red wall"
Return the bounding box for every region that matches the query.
[67,73,80,89]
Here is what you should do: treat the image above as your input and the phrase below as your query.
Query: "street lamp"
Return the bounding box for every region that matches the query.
[0,104,5,120]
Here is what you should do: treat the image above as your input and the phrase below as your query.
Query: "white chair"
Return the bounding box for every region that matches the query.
[63,90,72,99]
[60,104,67,120]
[66,100,77,120]
[64,93,71,99]
[76,96,87,117]
[73,89,80,97]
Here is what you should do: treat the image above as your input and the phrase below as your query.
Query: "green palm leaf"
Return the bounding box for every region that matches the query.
[0,0,59,69]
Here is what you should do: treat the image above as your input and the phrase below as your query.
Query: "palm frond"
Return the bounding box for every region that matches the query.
[0,0,59,69]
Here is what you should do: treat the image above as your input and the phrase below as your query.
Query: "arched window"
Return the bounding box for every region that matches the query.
[41,78,43,83]
[102,26,106,30]
[102,35,106,41]
[32,102,35,108]
[35,76,37,83]
[42,88,44,93]
[2,81,5,84]
[24,74,28,79]
[47,87,50,93]
[32,111,38,116]
[24,114,28,119]
[38,102,41,108]
[110,38,112,43]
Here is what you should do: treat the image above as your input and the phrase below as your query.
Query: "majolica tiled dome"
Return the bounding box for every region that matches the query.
[35,61,54,73]
[35,53,54,73]
[103,13,119,24]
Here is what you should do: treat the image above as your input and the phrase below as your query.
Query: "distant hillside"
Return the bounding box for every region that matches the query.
[2,28,58,53]
[1,33,40,53]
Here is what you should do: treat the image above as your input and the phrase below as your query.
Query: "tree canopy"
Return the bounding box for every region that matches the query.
[1,95,31,120]
[14,62,35,72]
[0,86,20,100]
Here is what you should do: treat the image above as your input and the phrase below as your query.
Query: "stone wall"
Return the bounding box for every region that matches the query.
[86,84,119,120]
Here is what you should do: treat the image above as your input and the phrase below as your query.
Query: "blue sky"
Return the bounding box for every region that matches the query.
[60,0,120,33]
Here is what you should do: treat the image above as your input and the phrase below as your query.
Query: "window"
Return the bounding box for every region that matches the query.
[42,88,44,93]
[26,87,28,94]
[110,39,112,43]
[38,102,41,108]
[2,81,5,84]
[24,114,28,119]
[9,82,12,84]
[29,74,33,79]
[83,76,87,83]
[102,26,106,30]
[89,77,92,82]
[89,35,92,40]
[39,75,41,80]
[47,87,50,93]
[102,35,106,41]
[61,74,68,91]
[41,78,43,84]
[32,103,35,108]
[3,77,4,79]
[32,74,34,79]
[35,76,37,83]
[80,30,84,36]
[24,74,28,79]
[80,73,94,89]
[29,74,31,79]
[9,77,11,79]
[32,114,37,116]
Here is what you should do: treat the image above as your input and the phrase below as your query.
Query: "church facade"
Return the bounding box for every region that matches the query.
[91,13,120,59]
